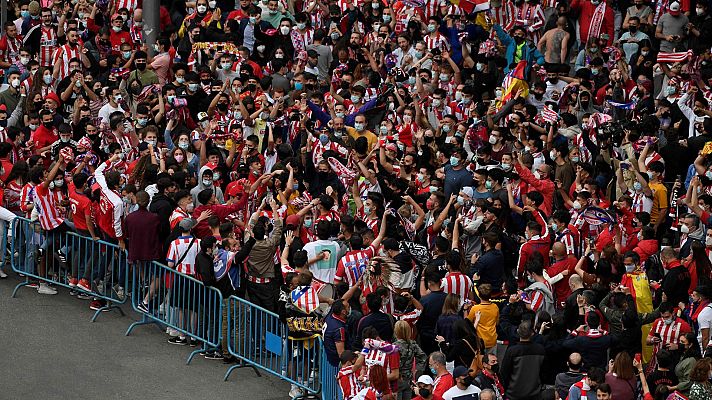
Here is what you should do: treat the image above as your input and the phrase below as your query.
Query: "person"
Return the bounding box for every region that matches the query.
[567,367,605,400]
[604,352,638,400]
[324,299,350,367]
[474,353,504,400]
[688,358,712,400]
[429,351,454,398]
[500,321,546,400]
[442,366,481,400]
[412,375,442,400]
[555,352,585,399]
[393,320,427,400]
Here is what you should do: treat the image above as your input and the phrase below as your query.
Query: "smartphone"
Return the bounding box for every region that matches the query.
[634,353,642,363]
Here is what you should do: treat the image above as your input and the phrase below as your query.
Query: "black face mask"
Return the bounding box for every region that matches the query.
[247,84,257,92]
[580,100,590,108]
[491,363,499,374]
[43,122,53,129]
[514,36,524,44]
[130,85,142,95]
[629,26,638,33]
[135,62,146,71]
[318,171,328,179]
[534,92,544,100]
[34,101,44,110]
[548,78,558,84]
[340,81,350,90]
[201,79,211,85]
[216,103,228,112]
[419,388,431,397]
[424,135,434,143]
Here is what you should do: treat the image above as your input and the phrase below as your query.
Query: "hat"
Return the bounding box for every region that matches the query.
[453,366,469,378]
[307,49,319,58]
[0,104,6,112]
[286,214,301,226]
[178,218,197,232]
[461,187,474,198]
[28,1,39,14]
[197,112,209,122]
[416,375,434,385]
[385,143,397,152]
[204,161,218,171]
[669,1,681,12]
[46,92,61,106]
[138,141,149,152]
[112,13,123,21]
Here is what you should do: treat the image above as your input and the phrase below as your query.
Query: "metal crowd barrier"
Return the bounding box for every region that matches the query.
[223,295,322,397]
[126,260,223,365]
[10,217,128,321]
[319,348,341,400]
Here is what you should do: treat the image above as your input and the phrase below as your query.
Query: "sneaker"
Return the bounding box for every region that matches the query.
[68,277,78,287]
[0,269,7,279]
[56,249,67,264]
[76,292,92,300]
[288,385,304,399]
[89,299,107,311]
[77,278,91,292]
[189,338,198,347]
[96,280,104,294]
[204,351,224,360]
[37,283,57,295]
[113,285,126,301]
[69,289,78,296]
[27,281,39,289]
[222,355,238,364]
[168,336,188,345]
[136,300,149,314]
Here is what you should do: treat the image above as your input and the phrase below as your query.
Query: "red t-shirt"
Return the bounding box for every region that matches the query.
[68,181,93,232]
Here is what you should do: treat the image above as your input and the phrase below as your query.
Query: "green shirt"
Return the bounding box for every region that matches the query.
[514,42,526,63]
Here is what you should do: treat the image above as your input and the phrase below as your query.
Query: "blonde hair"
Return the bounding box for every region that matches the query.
[394,320,412,342]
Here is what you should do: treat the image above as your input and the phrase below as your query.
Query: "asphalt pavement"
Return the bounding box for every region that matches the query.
[0,275,291,399]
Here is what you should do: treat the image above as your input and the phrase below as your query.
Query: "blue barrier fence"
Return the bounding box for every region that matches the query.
[6,216,341,395]
[126,260,223,365]
[10,217,128,321]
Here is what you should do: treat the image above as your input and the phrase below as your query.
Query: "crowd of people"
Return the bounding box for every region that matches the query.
[5,0,712,398]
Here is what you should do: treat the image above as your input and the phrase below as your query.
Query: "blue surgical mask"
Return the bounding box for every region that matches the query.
[408,76,416,85]
[551,223,558,232]
[625,263,635,273]
[294,82,303,90]
[249,16,256,24]
[354,122,364,131]
[335,112,345,118]
[427,24,436,33]
[176,77,185,84]
[450,156,459,166]
[382,15,391,23]
[319,133,329,145]
[430,367,437,375]
[414,51,423,59]
[364,205,371,215]
[380,125,388,135]
[21,10,30,18]
[633,181,643,191]
[188,83,199,92]
[350,94,361,103]
[179,142,190,150]
[304,219,313,228]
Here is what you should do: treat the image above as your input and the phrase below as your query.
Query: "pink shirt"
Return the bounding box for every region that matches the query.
[150,53,171,85]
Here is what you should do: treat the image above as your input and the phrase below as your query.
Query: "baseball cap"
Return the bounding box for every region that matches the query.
[669,1,681,12]
[286,214,301,227]
[461,187,474,198]
[416,375,434,385]
[197,112,209,122]
[453,366,469,378]
[178,218,197,232]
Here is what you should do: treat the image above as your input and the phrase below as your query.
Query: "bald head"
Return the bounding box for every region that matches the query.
[556,16,567,28]
[540,164,552,177]
[568,352,582,370]
[552,242,567,259]
[569,274,583,290]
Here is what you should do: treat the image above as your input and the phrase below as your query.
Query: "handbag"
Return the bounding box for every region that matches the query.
[461,338,484,377]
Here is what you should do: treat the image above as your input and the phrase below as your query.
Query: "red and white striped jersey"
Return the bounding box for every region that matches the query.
[52,43,82,81]
[38,26,57,67]
[648,317,691,348]
[441,271,472,306]
[422,0,441,18]
[0,34,22,65]
[20,182,36,218]
[169,207,189,230]
[309,134,348,165]
[529,281,553,312]
[290,285,320,314]
[292,28,314,50]
[167,235,201,275]
[33,184,65,230]
[115,0,139,12]
[424,33,448,51]
[316,209,341,224]
[555,224,580,257]
[334,245,376,286]
[337,365,363,400]
[95,161,124,239]
[629,190,653,214]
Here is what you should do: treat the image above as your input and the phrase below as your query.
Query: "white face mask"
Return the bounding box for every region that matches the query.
[197,5,207,13]
[573,200,582,210]
[680,224,690,234]
[705,236,712,246]
[280,26,290,35]
[488,135,497,145]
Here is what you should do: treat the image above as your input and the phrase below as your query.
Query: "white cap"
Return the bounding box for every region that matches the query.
[461,186,474,198]
[670,1,681,11]
[416,375,434,385]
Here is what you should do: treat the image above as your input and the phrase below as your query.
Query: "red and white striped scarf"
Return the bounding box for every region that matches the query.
[588,2,607,42]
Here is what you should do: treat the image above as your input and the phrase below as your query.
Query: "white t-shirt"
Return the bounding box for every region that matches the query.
[443,384,481,400]
[697,304,712,351]
[303,239,341,284]
[98,103,125,124]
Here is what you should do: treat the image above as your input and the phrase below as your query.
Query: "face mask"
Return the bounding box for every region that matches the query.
[197,5,207,13]
[280,26,290,35]
[296,22,306,30]
[590,69,599,76]
[570,156,580,163]
[188,83,199,92]
[167,95,177,104]
[664,318,674,325]
[641,50,649,56]
[372,1,379,8]
[407,76,416,85]
[21,10,30,18]
[430,367,437,375]
[10,78,20,89]
[220,61,233,70]
[335,111,345,119]
[590,47,598,54]
[624,263,635,273]
[174,154,184,163]
[427,24,437,33]
[43,121,53,129]
[403,115,412,124]
[706,236,712,246]
[533,171,542,180]
[177,141,190,151]
[450,156,459,166]
[550,150,557,160]
[456,195,465,205]
[60,136,70,143]
[573,200,582,210]
[363,205,372,215]
[256,44,266,53]
[551,223,558,232]
[697,7,705,15]
[202,178,213,186]
[419,389,431,397]
[439,73,449,82]
[43,75,53,85]
[304,219,313,228]
[269,9,278,15]
[495,89,503,98]
[208,0,216,7]
[137,118,148,126]
[29,123,38,130]
[354,122,364,131]
[294,82,303,90]
[501,162,511,171]
[442,124,451,133]
[379,125,388,135]
[319,133,329,145]
[350,95,361,103]
[680,224,690,234]
[53,179,64,187]
[665,86,676,96]
[112,26,122,33]
[647,171,654,180]
[633,181,642,191]
[249,16,257,24]
[485,181,493,190]
[382,15,391,23]
[432,98,443,108]
[414,50,423,59]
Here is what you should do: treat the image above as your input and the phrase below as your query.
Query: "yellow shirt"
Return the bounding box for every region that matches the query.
[648,181,668,224]
[346,127,378,152]
[466,302,499,348]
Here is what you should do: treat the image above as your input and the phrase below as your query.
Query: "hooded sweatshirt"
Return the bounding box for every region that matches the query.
[190,165,225,206]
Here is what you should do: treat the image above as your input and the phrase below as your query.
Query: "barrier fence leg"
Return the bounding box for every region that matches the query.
[11,279,29,298]
[125,314,163,336]
[91,301,126,322]
[223,360,262,381]
[186,341,204,365]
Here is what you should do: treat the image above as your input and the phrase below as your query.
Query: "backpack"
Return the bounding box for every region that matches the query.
[644,253,665,282]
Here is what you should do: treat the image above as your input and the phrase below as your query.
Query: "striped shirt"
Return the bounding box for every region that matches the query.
[441,271,472,306]
[20,182,36,218]
[334,245,376,286]
[291,285,320,314]
[34,184,65,231]
[38,26,57,67]
[337,365,362,400]
[52,43,81,81]
[167,236,201,276]
[424,33,448,51]
[169,208,189,230]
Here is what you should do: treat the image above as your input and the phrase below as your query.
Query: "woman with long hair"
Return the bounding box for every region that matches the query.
[688,358,712,400]
[575,37,603,71]
[392,321,427,400]
[437,319,483,369]
[436,293,463,346]
[355,364,395,400]
[685,241,712,293]
[605,352,638,400]
[670,332,703,396]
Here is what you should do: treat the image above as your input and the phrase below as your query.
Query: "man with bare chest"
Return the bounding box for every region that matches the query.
[538,17,570,64]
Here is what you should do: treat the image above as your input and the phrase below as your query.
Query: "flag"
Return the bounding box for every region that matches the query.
[607,100,636,110]
[657,50,694,63]
[290,285,320,314]
[541,105,559,124]
[451,0,490,13]
[500,61,529,105]
[580,206,616,226]
[213,248,241,290]
[327,156,357,188]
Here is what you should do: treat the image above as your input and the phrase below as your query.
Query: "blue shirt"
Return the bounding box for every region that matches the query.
[323,312,348,366]
[444,164,473,198]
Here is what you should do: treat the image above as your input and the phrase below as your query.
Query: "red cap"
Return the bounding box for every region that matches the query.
[286,214,301,226]
[46,92,61,106]
[0,104,7,112]
[204,161,218,170]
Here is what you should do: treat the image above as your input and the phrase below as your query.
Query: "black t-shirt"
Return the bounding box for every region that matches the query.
[646,369,678,389]
[417,290,447,338]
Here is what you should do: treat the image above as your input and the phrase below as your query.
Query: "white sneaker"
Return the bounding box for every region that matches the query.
[288,385,303,399]
[113,285,125,301]
[0,269,7,278]
[37,283,57,295]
